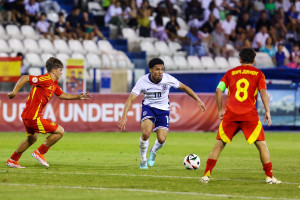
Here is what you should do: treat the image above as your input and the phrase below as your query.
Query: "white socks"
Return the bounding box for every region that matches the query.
[152,139,166,154]
[139,137,149,161]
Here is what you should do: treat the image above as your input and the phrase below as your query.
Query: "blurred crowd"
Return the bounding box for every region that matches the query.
[1,0,300,68]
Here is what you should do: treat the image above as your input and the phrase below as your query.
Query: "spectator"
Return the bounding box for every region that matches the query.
[235,32,247,51]
[156,0,176,17]
[212,22,234,58]
[55,12,69,40]
[273,43,287,66]
[36,12,54,40]
[256,11,271,33]
[66,7,82,40]
[151,15,168,41]
[25,0,39,24]
[265,0,276,17]
[235,12,254,40]
[252,25,269,51]
[272,7,287,40]
[81,10,106,40]
[288,44,300,68]
[199,26,213,55]
[12,0,29,25]
[185,0,204,23]
[221,13,236,42]
[285,4,299,34]
[260,37,276,60]
[165,13,180,41]
[17,52,28,75]
[183,24,207,57]
[275,0,291,12]
[2,0,15,23]
[104,0,126,36]
[137,0,152,37]
[200,13,218,34]
[123,0,138,30]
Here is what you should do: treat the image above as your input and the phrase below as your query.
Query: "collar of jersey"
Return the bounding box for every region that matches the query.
[148,73,162,84]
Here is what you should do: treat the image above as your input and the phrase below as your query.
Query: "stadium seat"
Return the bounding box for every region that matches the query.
[140,40,159,58]
[56,53,70,67]
[8,38,26,53]
[187,56,203,70]
[97,40,114,53]
[173,56,188,70]
[88,1,105,16]
[168,41,186,56]
[215,56,230,69]
[154,41,172,56]
[25,53,43,67]
[0,39,11,53]
[28,67,42,75]
[54,39,72,54]
[40,53,54,64]
[159,55,176,70]
[24,38,40,54]
[228,56,241,68]
[177,29,188,37]
[177,17,189,30]
[47,11,59,23]
[68,39,86,54]
[0,25,9,40]
[39,38,57,54]
[21,25,40,39]
[6,25,24,40]
[201,56,216,69]
[71,52,86,60]
[83,40,99,54]
[255,52,274,68]
[101,53,112,68]
[86,53,102,68]
[0,52,9,57]
[122,28,141,52]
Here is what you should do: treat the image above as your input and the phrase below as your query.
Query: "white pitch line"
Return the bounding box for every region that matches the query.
[0,170,299,185]
[0,183,299,200]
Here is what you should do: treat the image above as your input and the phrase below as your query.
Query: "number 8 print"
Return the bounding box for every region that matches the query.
[235,78,249,102]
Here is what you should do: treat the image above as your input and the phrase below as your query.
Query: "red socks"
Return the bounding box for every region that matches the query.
[38,144,50,154]
[263,162,273,177]
[10,151,22,161]
[203,159,217,177]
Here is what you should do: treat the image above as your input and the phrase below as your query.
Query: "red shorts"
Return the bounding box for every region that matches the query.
[23,117,58,136]
[216,120,265,144]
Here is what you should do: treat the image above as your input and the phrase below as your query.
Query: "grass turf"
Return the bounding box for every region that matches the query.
[0,132,299,200]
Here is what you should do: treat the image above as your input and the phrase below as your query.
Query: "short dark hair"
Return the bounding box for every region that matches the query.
[148,58,164,68]
[239,48,256,64]
[46,57,63,72]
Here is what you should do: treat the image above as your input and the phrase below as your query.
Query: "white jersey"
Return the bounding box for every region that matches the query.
[131,73,180,110]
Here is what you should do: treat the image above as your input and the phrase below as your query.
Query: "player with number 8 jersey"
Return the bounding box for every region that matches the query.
[200,48,281,184]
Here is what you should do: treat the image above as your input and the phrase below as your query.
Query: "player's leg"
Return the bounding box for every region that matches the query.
[139,119,153,169]
[6,133,38,168]
[255,140,281,184]
[201,121,238,183]
[32,119,64,167]
[148,129,168,167]
[241,121,281,184]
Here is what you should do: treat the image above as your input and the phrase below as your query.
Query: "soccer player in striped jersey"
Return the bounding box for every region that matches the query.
[200,48,281,184]
[6,57,90,168]
[117,58,206,169]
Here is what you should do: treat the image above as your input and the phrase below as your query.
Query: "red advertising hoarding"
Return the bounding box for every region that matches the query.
[0,93,226,132]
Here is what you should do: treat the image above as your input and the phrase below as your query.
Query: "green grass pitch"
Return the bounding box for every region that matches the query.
[0,132,299,200]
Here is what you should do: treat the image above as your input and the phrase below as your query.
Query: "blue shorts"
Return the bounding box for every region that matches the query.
[141,105,170,132]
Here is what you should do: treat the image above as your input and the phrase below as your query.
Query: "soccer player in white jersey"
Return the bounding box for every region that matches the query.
[117,58,206,169]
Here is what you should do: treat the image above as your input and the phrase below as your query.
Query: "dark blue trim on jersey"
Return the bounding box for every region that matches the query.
[148,74,162,84]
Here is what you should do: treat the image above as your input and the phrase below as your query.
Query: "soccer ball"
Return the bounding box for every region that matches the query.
[183,154,200,170]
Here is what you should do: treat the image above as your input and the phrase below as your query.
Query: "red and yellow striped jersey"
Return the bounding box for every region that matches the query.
[21,73,64,120]
[221,65,266,121]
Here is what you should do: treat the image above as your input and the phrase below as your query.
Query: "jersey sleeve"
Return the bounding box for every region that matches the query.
[168,74,180,89]
[131,79,142,96]
[29,75,43,85]
[258,72,267,90]
[54,85,64,96]
[220,72,229,87]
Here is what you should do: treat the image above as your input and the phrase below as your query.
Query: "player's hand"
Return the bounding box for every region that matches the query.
[264,111,272,126]
[8,92,16,99]
[198,101,206,112]
[218,109,225,120]
[117,118,127,131]
[79,92,91,100]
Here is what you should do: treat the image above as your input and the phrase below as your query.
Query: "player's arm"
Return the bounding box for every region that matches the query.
[216,81,226,120]
[259,89,272,126]
[178,83,206,112]
[8,75,29,99]
[117,93,138,131]
[58,92,90,100]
